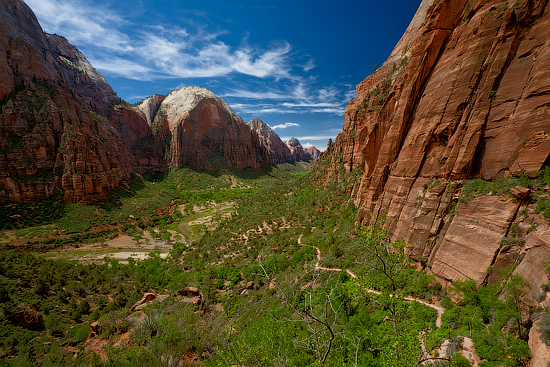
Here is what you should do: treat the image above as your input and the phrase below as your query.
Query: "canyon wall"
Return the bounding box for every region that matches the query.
[0,0,319,203]
[322,3,550,360]
[247,118,318,163]
[0,0,132,203]
[323,0,550,286]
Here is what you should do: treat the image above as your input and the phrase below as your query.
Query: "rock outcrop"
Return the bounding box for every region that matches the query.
[286,137,314,161]
[151,87,270,171]
[305,146,321,160]
[322,0,550,284]
[247,118,293,163]
[0,0,132,203]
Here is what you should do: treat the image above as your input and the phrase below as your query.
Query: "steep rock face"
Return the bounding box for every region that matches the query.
[429,195,521,283]
[137,94,165,126]
[155,87,269,171]
[323,0,550,280]
[0,0,131,203]
[286,137,313,161]
[321,3,550,361]
[247,118,293,163]
[305,146,321,160]
[45,34,118,116]
[110,106,167,174]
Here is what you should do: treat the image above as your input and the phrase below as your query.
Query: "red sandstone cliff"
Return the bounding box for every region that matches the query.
[325,0,550,277]
[0,0,132,203]
[324,0,550,284]
[286,137,315,161]
[305,146,321,160]
[152,87,270,171]
[247,118,293,163]
[109,105,167,175]
[322,0,550,358]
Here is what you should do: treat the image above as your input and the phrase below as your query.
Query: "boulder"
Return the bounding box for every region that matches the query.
[130,293,156,312]
[12,308,44,331]
[176,287,202,304]
[510,186,531,200]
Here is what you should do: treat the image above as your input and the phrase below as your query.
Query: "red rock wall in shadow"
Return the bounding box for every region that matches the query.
[110,106,167,175]
[247,118,293,164]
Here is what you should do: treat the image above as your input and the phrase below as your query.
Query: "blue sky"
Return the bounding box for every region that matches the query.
[26,0,421,150]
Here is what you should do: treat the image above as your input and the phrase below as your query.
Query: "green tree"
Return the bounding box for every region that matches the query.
[356,225,411,339]
[500,270,531,340]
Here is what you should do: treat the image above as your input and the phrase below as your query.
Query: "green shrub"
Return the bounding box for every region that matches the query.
[97,309,131,338]
[67,324,90,343]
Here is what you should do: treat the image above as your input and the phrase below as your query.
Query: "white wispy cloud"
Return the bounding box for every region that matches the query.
[222,90,289,100]
[27,0,293,81]
[26,0,355,121]
[271,122,299,130]
[89,57,156,80]
[26,0,132,52]
[302,59,316,72]
[225,78,354,116]
[281,102,340,108]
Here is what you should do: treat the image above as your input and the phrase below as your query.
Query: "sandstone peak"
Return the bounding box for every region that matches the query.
[286,137,301,147]
[247,118,273,134]
[151,88,269,171]
[137,94,165,126]
[285,137,316,161]
[305,146,321,160]
[160,86,239,131]
[247,118,293,163]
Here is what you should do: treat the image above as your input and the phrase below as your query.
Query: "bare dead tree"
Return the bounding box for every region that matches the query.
[259,263,342,367]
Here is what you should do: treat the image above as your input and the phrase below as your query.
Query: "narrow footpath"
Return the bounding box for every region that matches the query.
[297,234,480,365]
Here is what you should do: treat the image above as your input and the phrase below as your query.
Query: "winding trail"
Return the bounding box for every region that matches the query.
[296,235,484,364]
[297,235,444,327]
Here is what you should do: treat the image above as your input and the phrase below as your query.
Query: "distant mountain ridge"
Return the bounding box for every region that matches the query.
[0,0,319,203]
[247,118,319,163]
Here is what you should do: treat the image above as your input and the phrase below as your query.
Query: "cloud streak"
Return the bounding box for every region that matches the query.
[27,0,293,81]
[26,0,132,52]
[26,0,355,121]
[271,122,299,130]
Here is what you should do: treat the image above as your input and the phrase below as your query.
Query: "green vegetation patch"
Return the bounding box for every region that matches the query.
[0,160,538,366]
[461,168,550,221]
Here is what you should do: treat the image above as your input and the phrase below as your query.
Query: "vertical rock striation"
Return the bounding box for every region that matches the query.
[247,118,293,163]
[0,0,131,203]
[322,0,550,282]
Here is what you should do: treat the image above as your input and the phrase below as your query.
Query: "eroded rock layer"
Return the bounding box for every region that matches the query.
[0,0,131,203]
[247,118,293,163]
[149,87,269,171]
[323,0,550,283]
